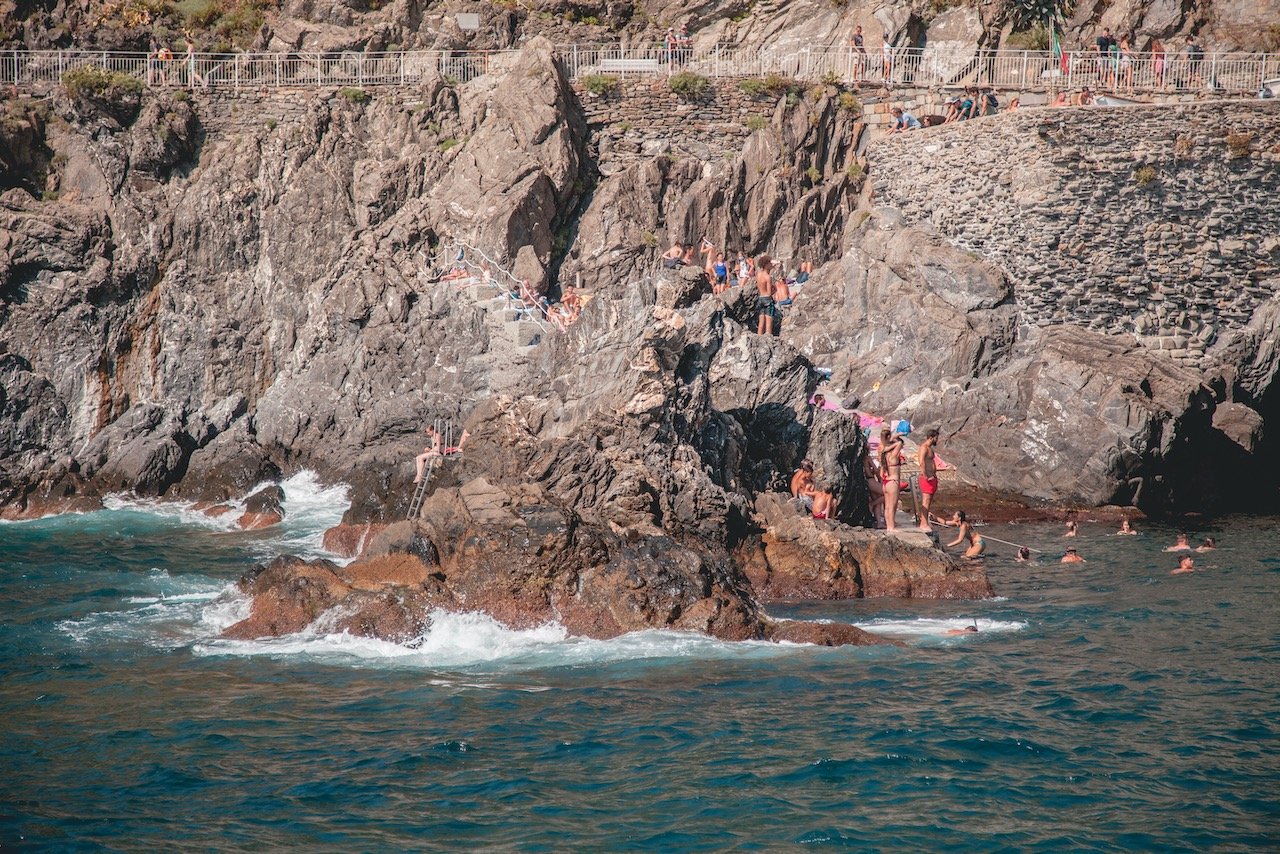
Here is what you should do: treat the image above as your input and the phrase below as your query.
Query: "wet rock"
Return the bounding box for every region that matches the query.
[744,493,993,600]
[237,484,285,530]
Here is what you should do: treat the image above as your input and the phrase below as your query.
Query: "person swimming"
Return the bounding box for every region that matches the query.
[1065,520,1078,537]
[1165,533,1192,552]
[1061,547,1086,564]
[945,510,985,558]
[1196,537,1217,552]
[1171,555,1195,574]
[945,623,979,636]
[1118,518,1137,535]
[1016,546,1031,562]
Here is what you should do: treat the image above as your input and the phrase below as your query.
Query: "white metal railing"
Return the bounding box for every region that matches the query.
[424,240,555,336]
[5,45,1277,95]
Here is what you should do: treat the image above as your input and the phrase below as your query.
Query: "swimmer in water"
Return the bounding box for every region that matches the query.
[944,510,985,558]
[1118,518,1137,535]
[1016,546,1031,562]
[945,624,979,636]
[1061,547,1086,564]
[1165,533,1192,552]
[1064,520,1078,537]
[1171,555,1195,574]
[1196,537,1217,552]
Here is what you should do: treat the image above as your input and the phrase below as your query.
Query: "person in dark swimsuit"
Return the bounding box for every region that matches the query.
[755,254,775,335]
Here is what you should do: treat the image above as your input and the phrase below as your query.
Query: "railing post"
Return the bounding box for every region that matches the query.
[1208,53,1216,91]
[1020,50,1027,86]
[316,52,322,86]
[399,51,405,85]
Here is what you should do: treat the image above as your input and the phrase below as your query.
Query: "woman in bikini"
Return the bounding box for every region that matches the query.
[945,510,986,558]
[864,451,885,526]
[879,427,905,531]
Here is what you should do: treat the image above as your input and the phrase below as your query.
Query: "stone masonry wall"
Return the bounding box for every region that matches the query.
[870,100,1280,365]
[571,77,781,172]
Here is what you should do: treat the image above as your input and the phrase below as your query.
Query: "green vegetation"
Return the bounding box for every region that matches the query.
[641,231,658,247]
[438,137,460,152]
[745,114,768,131]
[1134,165,1157,186]
[615,120,633,132]
[668,70,708,99]
[1006,24,1052,51]
[846,161,864,181]
[443,73,459,87]
[805,165,821,184]
[838,91,862,113]
[1004,0,1074,32]
[1225,131,1253,159]
[96,0,170,28]
[339,86,368,104]
[785,90,800,106]
[820,69,841,87]
[172,89,190,102]
[581,73,619,96]
[264,118,276,130]
[62,65,144,100]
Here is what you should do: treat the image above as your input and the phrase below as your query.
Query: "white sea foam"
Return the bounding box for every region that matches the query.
[192,608,823,672]
[60,574,247,650]
[854,616,1027,640]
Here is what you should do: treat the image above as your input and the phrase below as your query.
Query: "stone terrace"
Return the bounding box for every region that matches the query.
[870,100,1280,365]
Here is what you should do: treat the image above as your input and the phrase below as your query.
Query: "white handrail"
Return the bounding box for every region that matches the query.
[10,46,1278,95]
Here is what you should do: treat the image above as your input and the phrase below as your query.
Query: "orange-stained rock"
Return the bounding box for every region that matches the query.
[765,619,901,647]
[235,484,284,530]
[321,523,388,558]
[746,493,994,600]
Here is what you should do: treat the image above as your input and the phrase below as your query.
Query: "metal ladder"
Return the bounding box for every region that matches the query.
[405,417,460,521]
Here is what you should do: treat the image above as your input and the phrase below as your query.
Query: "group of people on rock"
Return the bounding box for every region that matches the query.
[660,239,812,336]
[440,258,586,332]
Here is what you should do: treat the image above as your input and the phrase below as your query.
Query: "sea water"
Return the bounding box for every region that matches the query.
[1,479,1277,850]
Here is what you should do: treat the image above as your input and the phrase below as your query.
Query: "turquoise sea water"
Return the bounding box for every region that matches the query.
[2,479,1277,850]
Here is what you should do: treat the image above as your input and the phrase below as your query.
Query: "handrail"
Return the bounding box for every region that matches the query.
[6,45,1277,94]
[426,239,554,336]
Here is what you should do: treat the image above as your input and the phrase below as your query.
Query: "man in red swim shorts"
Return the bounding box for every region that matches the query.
[917,428,940,530]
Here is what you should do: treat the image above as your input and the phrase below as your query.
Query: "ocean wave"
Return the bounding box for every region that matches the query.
[853,616,1027,641]
[191,609,865,673]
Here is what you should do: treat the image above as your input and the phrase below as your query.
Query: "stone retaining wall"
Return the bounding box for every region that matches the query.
[571,78,781,170]
[869,100,1280,365]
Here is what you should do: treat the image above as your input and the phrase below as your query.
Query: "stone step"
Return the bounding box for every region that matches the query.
[506,319,543,347]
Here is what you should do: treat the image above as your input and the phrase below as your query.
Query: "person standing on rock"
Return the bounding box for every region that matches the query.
[879,426,905,531]
[916,428,939,530]
[755,255,775,335]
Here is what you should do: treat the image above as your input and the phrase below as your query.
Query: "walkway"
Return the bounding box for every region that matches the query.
[5,44,1277,95]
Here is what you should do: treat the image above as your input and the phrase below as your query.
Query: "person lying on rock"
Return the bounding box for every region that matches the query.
[661,242,685,269]
[790,460,816,512]
[414,427,442,483]
[811,481,834,521]
[795,260,812,285]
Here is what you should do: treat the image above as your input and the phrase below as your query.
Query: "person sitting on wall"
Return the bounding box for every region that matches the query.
[889,107,921,133]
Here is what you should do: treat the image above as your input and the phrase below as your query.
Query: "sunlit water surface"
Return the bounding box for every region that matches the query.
[2,481,1277,850]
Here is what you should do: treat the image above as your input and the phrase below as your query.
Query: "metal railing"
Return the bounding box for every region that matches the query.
[423,240,555,337]
[4,45,1277,95]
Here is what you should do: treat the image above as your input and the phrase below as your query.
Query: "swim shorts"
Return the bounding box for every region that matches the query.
[920,475,938,495]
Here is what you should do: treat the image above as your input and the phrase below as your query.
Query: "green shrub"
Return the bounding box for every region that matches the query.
[62,65,144,100]
[745,114,768,131]
[172,89,190,102]
[763,72,797,95]
[264,118,276,130]
[805,165,821,184]
[339,86,368,104]
[739,77,769,97]
[838,91,862,113]
[1134,165,1157,186]
[581,73,619,96]
[785,90,800,106]
[1006,24,1052,51]
[615,120,633,132]
[669,70,708,99]
[438,137,460,151]
[820,69,841,86]
[846,161,864,181]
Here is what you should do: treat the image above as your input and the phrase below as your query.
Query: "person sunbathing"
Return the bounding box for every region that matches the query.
[414,427,443,483]
[661,242,685,269]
